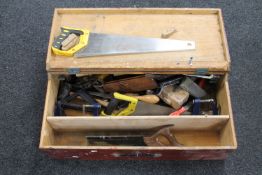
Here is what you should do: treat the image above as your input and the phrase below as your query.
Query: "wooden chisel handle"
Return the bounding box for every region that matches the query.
[125,94,160,104]
[95,98,109,107]
[135,95,160,104]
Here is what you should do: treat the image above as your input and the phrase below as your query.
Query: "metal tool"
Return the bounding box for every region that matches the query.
[158,85,189,110]
[86,125,182,146]
[192,98,218,115]
[179,77,207,98]
[57,90,101,116]
[158,77,183,88]
[131,100,174,116]
[188,57,193,66]
[52,27,196,57]
[186,74,220,80]
[87,92,134,116]
[112,92,174,116]
[95,92,174,116]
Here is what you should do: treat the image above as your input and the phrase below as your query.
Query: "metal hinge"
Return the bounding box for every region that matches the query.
[67,68,80,74]
[195,68,208,75]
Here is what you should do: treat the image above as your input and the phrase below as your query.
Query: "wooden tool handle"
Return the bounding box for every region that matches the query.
[95,98,109,107]
[143,126,182,146]
[61,33,79,51]
[134,95,160,104]
[125,94,160,104]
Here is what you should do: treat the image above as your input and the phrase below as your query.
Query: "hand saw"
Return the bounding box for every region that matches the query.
[86,92,173,116]
[52,27,196,57]
[86,125,182,146]
[104,92,174,116]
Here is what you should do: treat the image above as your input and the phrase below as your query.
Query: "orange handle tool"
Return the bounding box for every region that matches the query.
[169,107,186,116]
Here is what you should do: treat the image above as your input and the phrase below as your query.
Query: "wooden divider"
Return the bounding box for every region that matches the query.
[47,115,229,131]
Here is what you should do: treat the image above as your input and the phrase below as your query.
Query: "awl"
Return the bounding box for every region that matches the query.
[52,27,196,57]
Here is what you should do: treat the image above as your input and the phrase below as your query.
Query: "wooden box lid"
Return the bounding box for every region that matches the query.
[46,8,231,74]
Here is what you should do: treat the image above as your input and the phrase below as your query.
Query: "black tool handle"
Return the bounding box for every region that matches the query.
[104,98,120,115]
[77,90,97,104]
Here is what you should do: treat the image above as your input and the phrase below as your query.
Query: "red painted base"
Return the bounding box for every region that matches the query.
[42,149,231,160]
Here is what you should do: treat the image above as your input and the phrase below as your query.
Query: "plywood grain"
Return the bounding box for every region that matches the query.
[46,8,230,74]
[47,115,229,131]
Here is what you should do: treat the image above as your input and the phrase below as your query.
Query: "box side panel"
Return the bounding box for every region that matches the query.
[42,148,231,160]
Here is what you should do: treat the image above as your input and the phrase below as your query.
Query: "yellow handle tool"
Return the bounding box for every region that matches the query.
[101,92,138,116]
[51,27,89,57]
[113,92,138,116]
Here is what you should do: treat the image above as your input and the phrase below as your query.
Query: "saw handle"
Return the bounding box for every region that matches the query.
[113,92,138,116]
[100,93,138,116]
[143,126,182,146]
[52,27,89,57]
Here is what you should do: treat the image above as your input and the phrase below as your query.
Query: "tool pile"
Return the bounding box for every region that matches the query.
[54,74,220,117]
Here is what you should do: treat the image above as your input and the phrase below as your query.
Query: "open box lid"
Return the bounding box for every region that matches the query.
[46,8,231,74]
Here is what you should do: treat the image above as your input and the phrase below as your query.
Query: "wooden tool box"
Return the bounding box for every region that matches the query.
[40,8,237,160]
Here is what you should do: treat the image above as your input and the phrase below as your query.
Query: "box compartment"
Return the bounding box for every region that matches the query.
[39,74,236,159]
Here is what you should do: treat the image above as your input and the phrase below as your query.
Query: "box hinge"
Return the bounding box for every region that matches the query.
[67,68,80,74]
[195,68,208,75]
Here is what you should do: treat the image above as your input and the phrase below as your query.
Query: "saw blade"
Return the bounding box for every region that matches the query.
[75,33,195,58]
[85,125,174,137]
[131,101,174,116]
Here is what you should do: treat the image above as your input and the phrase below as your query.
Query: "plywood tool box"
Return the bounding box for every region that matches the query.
[40,8,237,160]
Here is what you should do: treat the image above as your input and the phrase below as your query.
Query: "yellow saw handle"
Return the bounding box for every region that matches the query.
[101,92,138,116]
[51,27,89,57]
[113,92,138,116]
